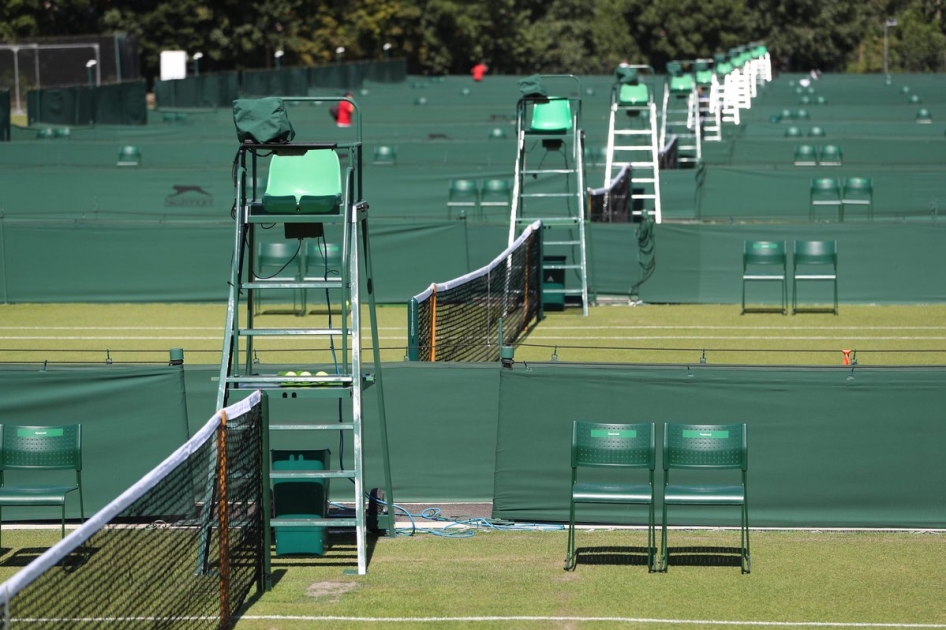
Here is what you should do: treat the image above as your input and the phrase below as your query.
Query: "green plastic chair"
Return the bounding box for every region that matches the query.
[793,144,818,166]
[819,144,842,166]
[808,126,826,138]
[530,98,572,133]
[255,240,304,315]
[117,145,141,167]
[373,145,396,166]
[809,177,842,221]
[841,177,873,221]
[784,126,802,138]
[565,421,656,572]
[695,69,714,88]
[0,424,84,546]
[261,150,342,215]
[742,240,787,315]
[479,179,511,221]
[669,74,694,94]
[618,84,650,106]
[447,178,479,219]
[793,240,838,315]
[660,423,749,574]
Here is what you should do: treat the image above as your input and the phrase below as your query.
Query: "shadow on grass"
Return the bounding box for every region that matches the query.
[573,545,653,568]
[666,545,743,568]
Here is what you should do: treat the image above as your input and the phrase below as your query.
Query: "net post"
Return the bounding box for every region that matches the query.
[216,411,231,629]
[260,393,273,592]
[407,298,419,361]
[429,286,437,362]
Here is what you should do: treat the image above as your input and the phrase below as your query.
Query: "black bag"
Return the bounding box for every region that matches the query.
[233,97,295,143]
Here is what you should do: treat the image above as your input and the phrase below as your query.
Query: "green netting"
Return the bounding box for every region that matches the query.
[494,363,946,528]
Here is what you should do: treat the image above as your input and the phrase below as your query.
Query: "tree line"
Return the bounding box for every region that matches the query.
[2,0,944,79]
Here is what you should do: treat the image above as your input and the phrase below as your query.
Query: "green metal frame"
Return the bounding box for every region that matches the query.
[0,424,84,546]
[218,96,394,579]
[660,423,750,574]
[565,421,656,572]
[742,240,787,315]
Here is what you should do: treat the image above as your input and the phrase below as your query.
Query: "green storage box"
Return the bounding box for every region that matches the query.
[272,449,330,556]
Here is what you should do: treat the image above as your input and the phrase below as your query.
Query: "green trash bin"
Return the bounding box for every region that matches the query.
[543,256,565,311]
[272,449,330,555]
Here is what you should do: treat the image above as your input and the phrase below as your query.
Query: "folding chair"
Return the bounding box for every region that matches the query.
[660,423,750,573]
[793,239,838,314]
[565,421,656,572]
[742,240,787,314]
[0,424,84,546]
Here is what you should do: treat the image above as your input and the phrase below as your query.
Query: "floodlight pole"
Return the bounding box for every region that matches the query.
[884,18,898,79]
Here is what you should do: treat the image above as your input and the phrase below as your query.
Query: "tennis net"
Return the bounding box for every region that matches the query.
[0,390,265,630]
[407,220,543,362]
[587,164,632,223]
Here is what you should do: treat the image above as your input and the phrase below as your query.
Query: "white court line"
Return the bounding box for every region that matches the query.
[0,326,405,331]
[0,335,406,341]
[239,615,946,628]
[527,336,946,341]
[537,326,946,331]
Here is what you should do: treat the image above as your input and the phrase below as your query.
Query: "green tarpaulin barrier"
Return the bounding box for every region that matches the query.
[0,365,191,520]
[493,363,946,528]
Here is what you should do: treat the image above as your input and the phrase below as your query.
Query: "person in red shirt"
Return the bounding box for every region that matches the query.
[471,62,488,82]
[335,92,354,127]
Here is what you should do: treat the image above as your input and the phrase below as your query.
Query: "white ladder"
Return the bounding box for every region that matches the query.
[605,65,662,223]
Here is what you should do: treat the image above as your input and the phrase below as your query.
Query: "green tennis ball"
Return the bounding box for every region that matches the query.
[299,371,311,377]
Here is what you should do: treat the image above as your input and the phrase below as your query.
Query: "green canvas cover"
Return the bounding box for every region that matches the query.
[232,97,295,144]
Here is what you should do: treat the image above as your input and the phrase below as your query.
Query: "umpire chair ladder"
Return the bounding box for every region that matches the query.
[509,74,591,315]
[217,96,395,578]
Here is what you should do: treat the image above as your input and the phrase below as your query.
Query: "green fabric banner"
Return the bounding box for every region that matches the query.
[639,222,946,304]
[494,363,946,528]
[0,365,191,520]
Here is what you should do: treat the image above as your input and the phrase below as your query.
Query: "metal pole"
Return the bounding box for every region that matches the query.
[884,22,889,77]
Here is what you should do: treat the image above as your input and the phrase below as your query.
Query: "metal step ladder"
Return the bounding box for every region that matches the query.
[509,74,591,315]
[605,65,662,223]
[660,61,701,166]
[217,96,394,578]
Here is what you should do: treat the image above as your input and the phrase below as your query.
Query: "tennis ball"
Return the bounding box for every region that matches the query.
[283,371,296,377]
[315,370,329,386]
[299,371,311,377]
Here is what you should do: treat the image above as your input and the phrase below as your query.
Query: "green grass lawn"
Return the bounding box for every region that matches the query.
[1,302,945,366]
[2,527,942,629]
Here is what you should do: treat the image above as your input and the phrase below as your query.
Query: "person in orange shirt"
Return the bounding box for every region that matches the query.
[471,62,488,82]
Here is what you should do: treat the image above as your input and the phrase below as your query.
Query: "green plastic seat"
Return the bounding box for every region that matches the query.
[261,150,342,215]
[793,144,818,166]
[36,127,55,140]
[447,178,479,219]
[669,74,694,94]
[488,127,508,140]
[117,145,141,167]
[784,126,802,138]
[0,424,84,546]
[742,240,787,314]
[715,61,733,76]
[807,126,826,138]
[792,239,838,315]
[618,84,649,106]
[695,69,714,87]
[565,421,656,572]
[916,108,932,124]
[819,144,842,166]
[809,177,842,222]
[841,177,873,221]
[529,98,572,133]
[373,145,396,166]
[660,423,749,573]
[479,178,511,221]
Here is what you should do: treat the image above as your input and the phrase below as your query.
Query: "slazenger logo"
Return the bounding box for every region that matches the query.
[165,185,213,208]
